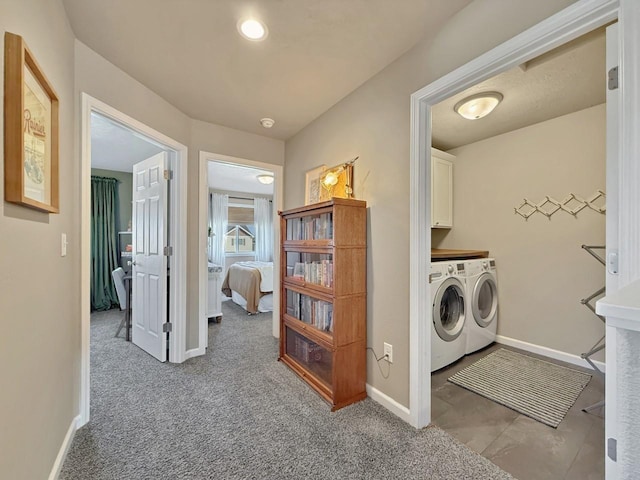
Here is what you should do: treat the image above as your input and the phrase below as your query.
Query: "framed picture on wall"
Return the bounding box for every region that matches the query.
[4,32,60,213]
[304,164,326,205]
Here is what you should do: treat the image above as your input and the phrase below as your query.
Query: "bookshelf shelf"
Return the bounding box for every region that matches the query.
[279,197,367,411]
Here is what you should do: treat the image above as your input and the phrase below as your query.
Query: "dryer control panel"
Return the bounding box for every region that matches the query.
[451,262,466,276]
[430,261,466,282]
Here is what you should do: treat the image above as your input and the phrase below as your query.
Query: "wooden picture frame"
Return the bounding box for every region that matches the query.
[304,164,326,205]
[4,32,59,213]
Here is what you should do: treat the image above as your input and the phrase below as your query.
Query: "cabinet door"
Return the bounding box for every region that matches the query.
[431,155,453,228]
[284,326,334,391]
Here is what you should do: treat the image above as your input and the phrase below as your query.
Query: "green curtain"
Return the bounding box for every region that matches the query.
[91,176,120,311]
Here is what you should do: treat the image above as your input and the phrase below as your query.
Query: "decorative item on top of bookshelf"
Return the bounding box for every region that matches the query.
[319,156,358,201]
[304,164,326,205]
[4,32,59,213]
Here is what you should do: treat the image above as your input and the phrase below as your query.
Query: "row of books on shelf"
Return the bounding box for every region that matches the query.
[287,213,333,240]
[291,260,333,287]
[287,293,334,332]
[292,336,325,364]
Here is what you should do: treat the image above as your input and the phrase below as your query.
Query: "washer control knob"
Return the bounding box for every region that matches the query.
[482,261,488,270]
[448,265,454,274]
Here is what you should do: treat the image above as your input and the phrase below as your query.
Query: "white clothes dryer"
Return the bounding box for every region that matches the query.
[464,258,498,354]
[430,261,467,372]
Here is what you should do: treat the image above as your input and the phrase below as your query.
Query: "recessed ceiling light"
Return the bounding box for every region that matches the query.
[238,19,268,41]
[257,173,274,184]
[454,92,503,120]
[260,117,275,128]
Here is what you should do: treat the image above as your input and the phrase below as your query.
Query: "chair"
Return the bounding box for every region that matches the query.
[112,267,128,338]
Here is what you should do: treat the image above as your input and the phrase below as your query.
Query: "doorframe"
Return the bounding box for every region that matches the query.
[79,93,188,426]
[198,151,284,353]
[409,0,640,429]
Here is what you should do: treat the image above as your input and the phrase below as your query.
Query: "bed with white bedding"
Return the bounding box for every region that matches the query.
[221,261,273,314]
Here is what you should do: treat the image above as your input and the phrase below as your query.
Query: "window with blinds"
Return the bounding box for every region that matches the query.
[225,205,256,254]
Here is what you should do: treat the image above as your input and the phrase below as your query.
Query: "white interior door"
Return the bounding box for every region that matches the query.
[132,152,168,361]
[605,23,619,294]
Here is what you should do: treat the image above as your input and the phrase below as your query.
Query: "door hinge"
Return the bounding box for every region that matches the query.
[163,322,172,333]
[608,437,617,462]
[608,250,619,274]
[608,66,619,90]
[164,169,173,180]
[164,246,173,256]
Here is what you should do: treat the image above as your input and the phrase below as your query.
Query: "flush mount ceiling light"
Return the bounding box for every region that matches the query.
[238,19,268,41]
[260,117,275,128]
[454,92,503,120]
[257,173,274,185]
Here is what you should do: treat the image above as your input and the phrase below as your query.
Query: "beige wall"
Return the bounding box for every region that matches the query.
[75,41,191,145]
[75,41,285,350]
[0,2,584,475]
[188,121,283,347]
[435,104,606,360]
[0,0,79,478]
[284,0,577,407]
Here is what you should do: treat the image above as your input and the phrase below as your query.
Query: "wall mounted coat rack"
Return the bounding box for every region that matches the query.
[514,190,606,219]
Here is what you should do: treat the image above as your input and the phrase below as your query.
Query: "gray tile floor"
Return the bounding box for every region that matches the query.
[431,343,605,480]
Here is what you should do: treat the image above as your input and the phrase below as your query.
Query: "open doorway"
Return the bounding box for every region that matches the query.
[198,152,283,353]
[89,111,165,337]
[406,0,640,478]
[408,0,628,432]
[79,94,188,425]
[428,26,608,478]
[207,161,275,314]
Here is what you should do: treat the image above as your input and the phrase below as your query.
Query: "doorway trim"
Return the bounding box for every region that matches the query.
[198,151,284,354]
[79,93,188,426]
[408,0,639,429]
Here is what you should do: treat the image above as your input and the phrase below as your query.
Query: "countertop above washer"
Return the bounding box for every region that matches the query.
[431,248,489,260]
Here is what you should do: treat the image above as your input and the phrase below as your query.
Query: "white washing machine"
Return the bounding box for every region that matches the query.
[430,261,467,372]
[464,258,498,354]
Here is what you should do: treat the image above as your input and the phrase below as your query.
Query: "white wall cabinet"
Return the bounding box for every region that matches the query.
[431,148,455,228]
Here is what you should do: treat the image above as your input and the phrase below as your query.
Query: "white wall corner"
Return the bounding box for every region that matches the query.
[366,384,412,425]
[48,415,81,480]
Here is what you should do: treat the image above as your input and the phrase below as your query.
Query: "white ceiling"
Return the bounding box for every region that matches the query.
[62,0,471,140]
[432,28,606,150]
[91,113,165,172]
[91,112,275,193]
[208,162,274,196]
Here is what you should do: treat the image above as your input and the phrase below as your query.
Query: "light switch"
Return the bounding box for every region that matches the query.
[61,233,67,257]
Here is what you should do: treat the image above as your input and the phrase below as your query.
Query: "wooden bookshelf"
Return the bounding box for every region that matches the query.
[279,198,367,410]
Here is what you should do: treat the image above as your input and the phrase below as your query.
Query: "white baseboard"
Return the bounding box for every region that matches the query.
[48,415,81,480]
[184,347,205,360]
[495,335,606,373]
[366,384,411,424]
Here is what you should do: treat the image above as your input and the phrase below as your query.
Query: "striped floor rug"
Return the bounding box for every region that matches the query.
[448,348,592,428]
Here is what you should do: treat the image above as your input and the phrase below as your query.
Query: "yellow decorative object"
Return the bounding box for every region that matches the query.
[320,157,358,201]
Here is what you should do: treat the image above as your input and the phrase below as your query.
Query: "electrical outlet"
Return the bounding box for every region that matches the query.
[383,342,393,363]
